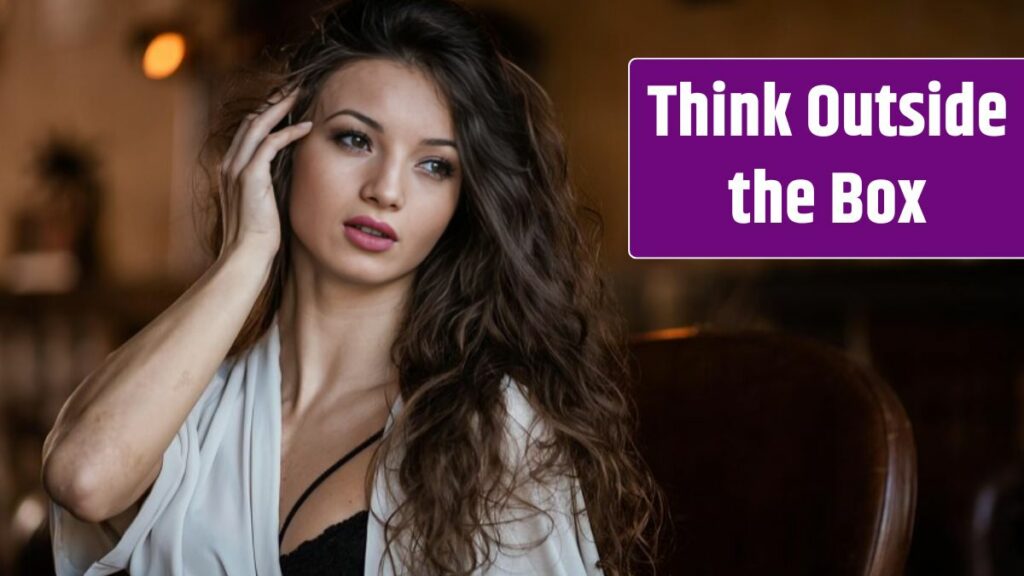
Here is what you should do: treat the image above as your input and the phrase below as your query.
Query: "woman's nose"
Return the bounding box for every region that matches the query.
[360,157,405,210]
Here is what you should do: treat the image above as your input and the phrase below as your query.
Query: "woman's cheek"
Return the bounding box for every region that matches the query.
[288,181,332,250]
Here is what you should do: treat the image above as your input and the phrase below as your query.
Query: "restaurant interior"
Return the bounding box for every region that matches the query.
[1,0,1023,574]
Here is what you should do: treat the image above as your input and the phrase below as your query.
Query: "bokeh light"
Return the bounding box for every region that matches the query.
[142,32,186,80]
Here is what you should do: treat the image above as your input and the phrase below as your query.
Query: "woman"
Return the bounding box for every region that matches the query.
[42,0,663,574]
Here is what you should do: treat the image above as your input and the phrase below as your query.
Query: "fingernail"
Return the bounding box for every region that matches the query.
[297,121,313,129]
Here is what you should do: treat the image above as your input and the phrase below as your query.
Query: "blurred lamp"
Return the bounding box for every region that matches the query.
[12,493,46,542]
[142,31,187,79]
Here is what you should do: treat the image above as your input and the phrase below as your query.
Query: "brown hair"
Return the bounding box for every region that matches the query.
[198,0,665,573]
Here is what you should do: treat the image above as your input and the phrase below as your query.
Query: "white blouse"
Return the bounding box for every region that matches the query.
[49,314,604,575]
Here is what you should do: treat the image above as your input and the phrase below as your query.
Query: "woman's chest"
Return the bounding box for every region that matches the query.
[277,410,385,555]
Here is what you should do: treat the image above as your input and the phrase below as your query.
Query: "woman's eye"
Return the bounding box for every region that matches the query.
[334,131,371,152]
[421,159,454,179]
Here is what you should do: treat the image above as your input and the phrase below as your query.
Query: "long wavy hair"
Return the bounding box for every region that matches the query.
[198,0,664,573]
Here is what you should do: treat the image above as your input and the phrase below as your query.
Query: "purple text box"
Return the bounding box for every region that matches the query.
[628,58,1023,258]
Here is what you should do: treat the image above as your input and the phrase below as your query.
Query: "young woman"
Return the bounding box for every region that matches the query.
[42,0,663,574]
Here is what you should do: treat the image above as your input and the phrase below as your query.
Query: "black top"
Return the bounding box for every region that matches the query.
[279,428,385,576]
[279,510,369,576]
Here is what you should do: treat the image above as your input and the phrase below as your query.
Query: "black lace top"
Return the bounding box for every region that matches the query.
[279,510,369,575]
[278,428,384,576]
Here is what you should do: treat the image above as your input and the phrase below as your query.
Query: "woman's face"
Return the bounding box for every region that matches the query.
[288,58,462,288]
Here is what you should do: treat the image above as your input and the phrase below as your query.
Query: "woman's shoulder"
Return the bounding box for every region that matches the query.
[489,375,605,574]
[197,325,274,415]
[499,374,548,446]
[179,356,245,443]
[497,374,562,480]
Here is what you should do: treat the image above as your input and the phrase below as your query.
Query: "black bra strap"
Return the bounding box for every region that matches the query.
[279,427,385,545]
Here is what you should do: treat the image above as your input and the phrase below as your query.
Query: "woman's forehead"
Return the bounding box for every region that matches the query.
[311,59,455,137]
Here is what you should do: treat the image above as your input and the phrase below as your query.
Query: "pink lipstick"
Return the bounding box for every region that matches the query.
[343,215,398,252]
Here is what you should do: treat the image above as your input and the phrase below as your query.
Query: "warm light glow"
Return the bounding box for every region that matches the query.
[630,326,700,343]
[142,32,186,79]
[12,494,46,540]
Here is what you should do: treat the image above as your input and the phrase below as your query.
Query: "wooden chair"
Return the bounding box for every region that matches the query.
[629,329,917,576]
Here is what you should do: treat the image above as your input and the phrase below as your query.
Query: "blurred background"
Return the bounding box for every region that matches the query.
[1,0,1023,574]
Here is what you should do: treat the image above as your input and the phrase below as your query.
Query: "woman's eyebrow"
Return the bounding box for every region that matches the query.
[324,109,383,131]
[324,108,457,150]
[422,138,457,150]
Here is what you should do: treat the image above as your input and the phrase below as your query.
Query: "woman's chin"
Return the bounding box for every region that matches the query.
[322,260,415,290]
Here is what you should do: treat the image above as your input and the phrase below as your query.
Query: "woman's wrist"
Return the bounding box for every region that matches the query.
[217,239,278,282]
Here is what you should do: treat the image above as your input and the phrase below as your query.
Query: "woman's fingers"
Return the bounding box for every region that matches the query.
[221,113,255,177]
[228,90,300,181]
[239,122,314,187]
[222,86,298,170]
[216,86,305,257]
[221,87,298,181]
[221,121,312,254]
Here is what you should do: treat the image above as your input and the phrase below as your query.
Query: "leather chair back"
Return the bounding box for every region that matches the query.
[629,329,916,576]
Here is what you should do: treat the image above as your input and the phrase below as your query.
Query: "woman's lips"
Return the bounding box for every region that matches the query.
[344,215,398,240]
[343,224,396,252]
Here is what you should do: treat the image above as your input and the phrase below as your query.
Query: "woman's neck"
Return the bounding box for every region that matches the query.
[277,246,409,418]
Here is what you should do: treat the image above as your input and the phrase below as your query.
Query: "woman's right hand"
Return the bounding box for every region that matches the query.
[218,88,313,262]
